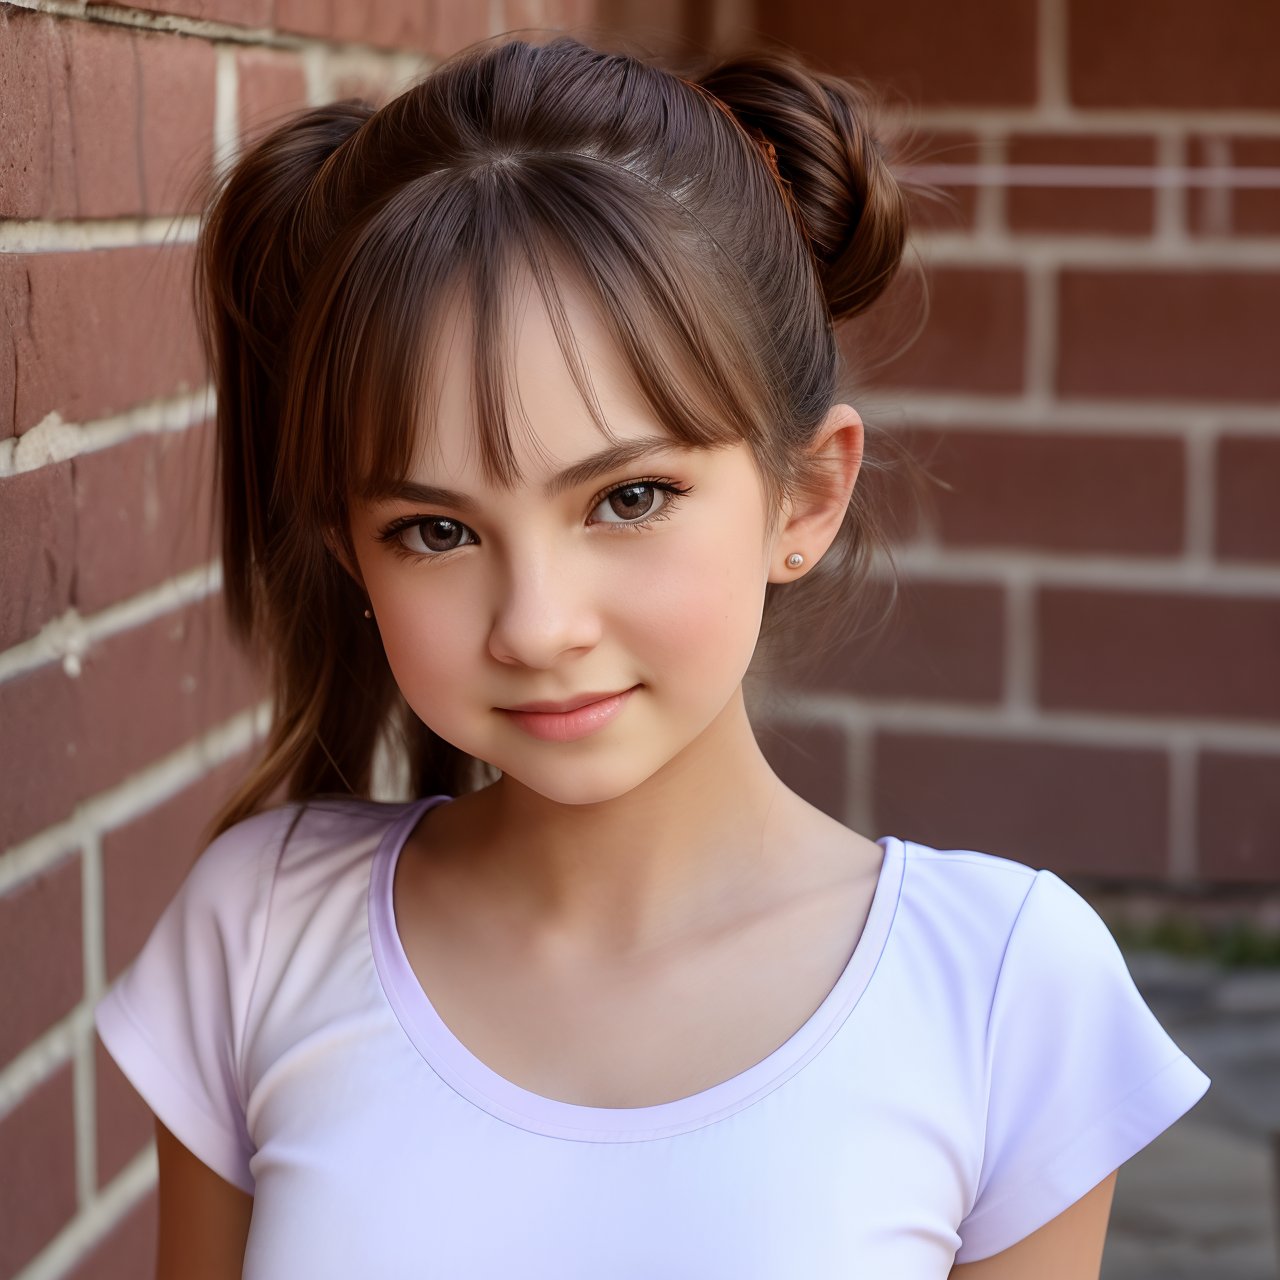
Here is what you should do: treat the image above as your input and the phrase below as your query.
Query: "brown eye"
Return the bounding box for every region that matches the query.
[399,518,474,555]
[594,483,662,524]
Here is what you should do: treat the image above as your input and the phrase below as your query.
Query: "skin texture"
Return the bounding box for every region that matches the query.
[154,1119,252,1280]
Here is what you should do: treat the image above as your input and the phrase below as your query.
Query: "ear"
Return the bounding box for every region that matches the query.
[766,404,864,584]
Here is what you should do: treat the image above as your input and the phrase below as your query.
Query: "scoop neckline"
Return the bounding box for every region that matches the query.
[368,794,905,1143]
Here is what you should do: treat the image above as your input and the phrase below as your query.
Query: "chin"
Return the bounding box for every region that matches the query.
[501,761,655,808]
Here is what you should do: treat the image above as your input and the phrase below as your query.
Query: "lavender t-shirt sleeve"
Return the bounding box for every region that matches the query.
[953,869,1211,1264]
[93,807,286,1196]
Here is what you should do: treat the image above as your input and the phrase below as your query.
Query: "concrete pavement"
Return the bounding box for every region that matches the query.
[1101,951,1280,1280]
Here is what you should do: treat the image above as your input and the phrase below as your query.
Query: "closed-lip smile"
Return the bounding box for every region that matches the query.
[502,688,635,714]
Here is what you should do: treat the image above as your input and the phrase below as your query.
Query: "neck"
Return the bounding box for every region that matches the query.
[451,686,796,957]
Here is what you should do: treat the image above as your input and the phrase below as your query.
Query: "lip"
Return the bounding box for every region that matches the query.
[504,689,632,714]
[499,686,639,743]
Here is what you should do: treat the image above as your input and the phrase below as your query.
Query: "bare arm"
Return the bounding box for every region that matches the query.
[949,1169,1118,1280]
[154,1118,253,1280]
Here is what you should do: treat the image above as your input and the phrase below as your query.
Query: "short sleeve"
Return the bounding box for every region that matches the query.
[954,868,1211,1264]
[93,806,289,1195]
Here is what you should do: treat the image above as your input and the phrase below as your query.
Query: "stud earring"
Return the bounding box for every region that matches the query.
[786,552,805,569]
[363,607,373,619]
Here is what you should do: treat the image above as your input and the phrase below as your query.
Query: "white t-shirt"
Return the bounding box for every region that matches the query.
[94,794,1210,1276]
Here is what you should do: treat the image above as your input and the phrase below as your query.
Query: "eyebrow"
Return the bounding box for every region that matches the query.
[375,435,694,512]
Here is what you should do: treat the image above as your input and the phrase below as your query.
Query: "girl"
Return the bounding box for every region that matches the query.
[95,32,1210,1279]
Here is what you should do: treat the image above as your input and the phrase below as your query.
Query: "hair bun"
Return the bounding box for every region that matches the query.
[696,50,908,324]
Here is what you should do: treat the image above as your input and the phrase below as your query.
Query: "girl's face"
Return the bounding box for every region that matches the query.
[347,278,783,807]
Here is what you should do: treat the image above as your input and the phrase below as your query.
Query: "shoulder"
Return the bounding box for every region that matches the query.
[894,837,1045,948]
[895,837,1167,1053]
[183,795,424,924]
[898,838,1107,930]
[891,838,1124,1000]
[194,794,418,875]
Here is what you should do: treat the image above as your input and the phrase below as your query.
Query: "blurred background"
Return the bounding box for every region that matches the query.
[1,0,1277,1277]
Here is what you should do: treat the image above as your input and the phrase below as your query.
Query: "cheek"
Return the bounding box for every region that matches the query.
[369,575,477,715]
[614,514,766,679]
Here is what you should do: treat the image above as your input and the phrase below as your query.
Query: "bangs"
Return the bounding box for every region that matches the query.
[292,152,785,517]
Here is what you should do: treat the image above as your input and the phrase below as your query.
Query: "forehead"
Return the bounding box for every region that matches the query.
[412,265,667,491]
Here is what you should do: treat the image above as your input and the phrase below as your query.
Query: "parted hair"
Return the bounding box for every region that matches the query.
[195,31,932,839]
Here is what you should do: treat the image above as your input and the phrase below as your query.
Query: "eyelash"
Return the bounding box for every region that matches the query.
[374,476,695,562]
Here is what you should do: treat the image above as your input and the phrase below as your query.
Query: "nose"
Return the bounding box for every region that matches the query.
[487,543,602,669]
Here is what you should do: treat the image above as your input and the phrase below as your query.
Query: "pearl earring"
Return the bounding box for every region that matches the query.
[363,607,373,619]
[786,552,805,569]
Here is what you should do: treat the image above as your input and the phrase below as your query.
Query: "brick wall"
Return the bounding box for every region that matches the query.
[2,0,1277,1273]
[753,0,1280,901]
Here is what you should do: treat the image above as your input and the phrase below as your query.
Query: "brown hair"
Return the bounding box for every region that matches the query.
[195,32,932,838]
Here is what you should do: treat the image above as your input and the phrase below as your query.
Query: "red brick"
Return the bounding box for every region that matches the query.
[135,30,218,215]
[351,0,435,49]
[896,129,981,234]
[98,0,271,27]
[755,0,1037,107]
[102,752,253,980]
[844,265,1026,393]
[272,0,331,38]
[549,0,595,25]
[64,1191,158,1280]
[0,851,82,1067]
[806,578,1005,703]
[237,47,308,144]
[0,662,79,848]
[78,598,262,798]
[1006,133,1157,236]
[1057,270,1280,401]
[433,0,494,52]
[65,20,146,217]
[1197,750,1280,882]
[1229,136,1280,237]
[502,0,547,32]
[911,427,1184,554]
[72,423,217,615]
[873,731,1169,878]
[0,596,263,849]
[1216,435,1280,562]
[95,1039,155,1188]
[2,246,206,437]
[1069,0,1280,110]
[0,12,215,219]
[862,431,936,548]
[0,463,75,649]
[0,10,75,219]
[756,721,847,823]
[1038,588,1280,721]
[275,0,435,51]
[0,1064,77,1277]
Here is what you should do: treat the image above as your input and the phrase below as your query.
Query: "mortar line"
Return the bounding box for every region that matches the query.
[0,704,267,895]
[0,562,223,685]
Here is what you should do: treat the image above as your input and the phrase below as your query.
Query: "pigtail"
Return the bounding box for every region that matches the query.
[195,102,373,639]
[695,51,909,325]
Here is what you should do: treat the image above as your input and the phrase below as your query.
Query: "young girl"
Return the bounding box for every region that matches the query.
[95,32,1210,1278]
